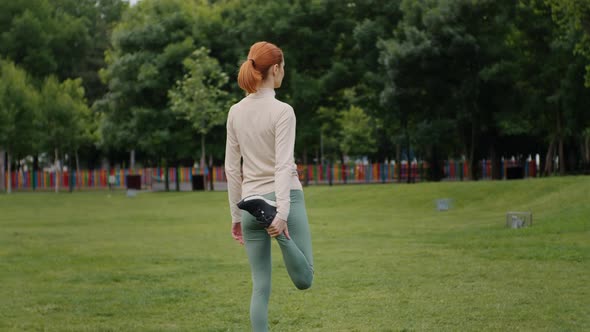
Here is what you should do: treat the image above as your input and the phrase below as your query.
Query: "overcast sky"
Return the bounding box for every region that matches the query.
[129,0,139,5]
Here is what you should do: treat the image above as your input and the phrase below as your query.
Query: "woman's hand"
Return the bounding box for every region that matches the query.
[232,222,244,245]
[267,217,290,239]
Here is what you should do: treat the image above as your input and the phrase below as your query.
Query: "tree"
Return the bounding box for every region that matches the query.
[379,0,518,180]
[0,60,40,193]
[168,47,229,190]
[0,0,58,78]
[98,0,212,173]
[316,106,343,164]
[61,78,94,190]
[338,105,377,158]
[547,0,590,86]
[215,0,390,163]
[0,0,127,104]
[40,76,89,192]
[351,0,403,161]
[51,0,129,104]
[378,0,440,180]
[0,0,88,80]
[545,0,590,172]
[509,0,590,175]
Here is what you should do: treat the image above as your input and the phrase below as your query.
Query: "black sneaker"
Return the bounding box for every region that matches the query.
[237,195,277,227]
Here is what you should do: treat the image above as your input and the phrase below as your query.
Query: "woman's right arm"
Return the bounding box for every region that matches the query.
[225,109,243,225]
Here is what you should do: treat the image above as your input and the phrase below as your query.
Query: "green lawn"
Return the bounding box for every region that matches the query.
[1,177,589,331]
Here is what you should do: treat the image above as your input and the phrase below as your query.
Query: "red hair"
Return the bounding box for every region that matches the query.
[238,41,283,94]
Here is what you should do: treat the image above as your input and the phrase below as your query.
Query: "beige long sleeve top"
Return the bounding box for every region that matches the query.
[225,88,302,224]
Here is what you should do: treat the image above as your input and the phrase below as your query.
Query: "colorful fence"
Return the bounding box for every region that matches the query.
[2,166,225,191]
[503,159,537,178]
[443,160,470,180]
[297,162,428,184]
[3,160,540,191]
[444,160,538,180]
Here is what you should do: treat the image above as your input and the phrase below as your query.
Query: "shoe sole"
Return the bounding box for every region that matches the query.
[237,195,277,227]
[240,195,277,207]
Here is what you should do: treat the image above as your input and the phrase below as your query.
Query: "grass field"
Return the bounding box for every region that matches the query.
[1,176,589,331]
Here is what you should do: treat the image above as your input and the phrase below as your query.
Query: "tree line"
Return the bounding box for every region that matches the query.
[1,0,589,190]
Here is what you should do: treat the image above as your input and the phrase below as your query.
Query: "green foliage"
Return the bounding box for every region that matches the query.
[52,0,129,103]
[40,76,91,156]
[169,47,229,163]
[316,106,343,161]
[0,59,40,157]
[0,0,119,89]
[510,0,590,159]
[169,47,229,136]
[338,106,377,157]
[98,0,209,159]
[214,1,392,158]
[0,0,58,78]
[546,0,590,86]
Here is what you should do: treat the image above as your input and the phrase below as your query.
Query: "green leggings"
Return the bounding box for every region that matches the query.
[242,190,314,332]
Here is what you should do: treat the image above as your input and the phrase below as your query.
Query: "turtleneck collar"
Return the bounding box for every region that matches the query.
[247,88,276,99]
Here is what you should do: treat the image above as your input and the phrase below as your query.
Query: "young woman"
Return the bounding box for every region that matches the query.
[225,41,314,331]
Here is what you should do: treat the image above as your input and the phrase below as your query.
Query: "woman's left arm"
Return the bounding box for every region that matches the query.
[273,106,296,221]
[225,109,243,228]
[268,106,296,238]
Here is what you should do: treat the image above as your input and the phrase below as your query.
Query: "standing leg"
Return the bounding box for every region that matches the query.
[242,212,272,332]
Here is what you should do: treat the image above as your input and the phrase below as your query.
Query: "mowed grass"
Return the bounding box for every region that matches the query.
[0,177,589,332]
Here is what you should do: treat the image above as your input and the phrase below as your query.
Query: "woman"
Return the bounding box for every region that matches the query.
[225,41,314,332]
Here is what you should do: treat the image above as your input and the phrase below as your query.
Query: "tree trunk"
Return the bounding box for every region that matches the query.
[315,147,319,167]
[328,161,333,186]
[559,137,565,175]
[340,153,346,184]
[428,145,441,181]
[537,153,543,178]
[67,152,73,193]
[395,144,401,182]
[176,164,180,192]
[320,132,324,166]
[6,150,11,194]
[568,140,577,173]
[469,123,477,181]
[303,147,309,186]
[55,148,59,193]
[556,105,565,175]
[75,150,81,190]
[404,120,411,183]
[490,144,501,180]
[130,149,136,172]
[33,155,39,191]
[164,159,169,192]
[0,148,5,193]
[208,155,214,191]
[469,99,481,181]
[544,139,556,176]
[585,135,590,168]
[201,135,207,190]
